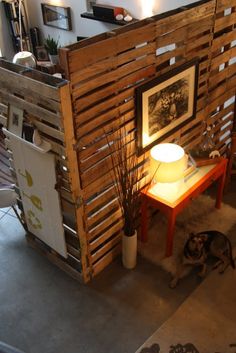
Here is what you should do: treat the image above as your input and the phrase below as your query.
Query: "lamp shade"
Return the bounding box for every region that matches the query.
[13,51,36,68]
[150,143,186,183]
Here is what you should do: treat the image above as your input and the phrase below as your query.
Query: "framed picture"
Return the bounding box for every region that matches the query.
[35,46,49,61]
[7,105,24,137]
[136,59,199,155]
[41,3,72,31]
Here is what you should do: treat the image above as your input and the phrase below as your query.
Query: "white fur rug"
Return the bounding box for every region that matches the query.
[138,194,236,275]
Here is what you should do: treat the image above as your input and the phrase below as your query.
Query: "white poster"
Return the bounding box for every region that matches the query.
[8,132,67,258]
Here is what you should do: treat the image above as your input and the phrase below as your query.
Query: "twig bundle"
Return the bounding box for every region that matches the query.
[106,125,143,236]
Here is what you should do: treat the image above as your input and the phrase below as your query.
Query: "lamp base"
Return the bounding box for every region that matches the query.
[151,179,185,201]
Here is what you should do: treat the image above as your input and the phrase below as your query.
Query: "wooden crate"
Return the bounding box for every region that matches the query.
[0,59,86,282]
[59,0,236,280]
[1,0,235,282]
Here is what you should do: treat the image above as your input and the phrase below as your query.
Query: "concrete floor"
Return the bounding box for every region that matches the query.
[0,179,235,353]
[136,253,236,353]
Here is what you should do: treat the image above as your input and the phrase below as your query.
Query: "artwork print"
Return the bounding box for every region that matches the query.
[148,77,189,136]
[41,3,72,31]
[7,104,24,137]
[136,60,198,155]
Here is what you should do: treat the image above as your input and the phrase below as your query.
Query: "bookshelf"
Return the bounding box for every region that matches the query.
[2,0,31,53]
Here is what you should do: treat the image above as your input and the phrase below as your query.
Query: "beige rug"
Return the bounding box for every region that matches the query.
[138,195,236,276]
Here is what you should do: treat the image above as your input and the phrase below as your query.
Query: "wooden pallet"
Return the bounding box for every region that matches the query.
[1,0,236,282]
[59,0,236,279]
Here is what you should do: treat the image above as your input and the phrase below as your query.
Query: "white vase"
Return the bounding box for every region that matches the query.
[122,230,137,269]
[49,54,59,65]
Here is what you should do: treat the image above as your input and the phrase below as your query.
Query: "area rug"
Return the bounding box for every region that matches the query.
[138,194,236,276]
[135,264,236,353]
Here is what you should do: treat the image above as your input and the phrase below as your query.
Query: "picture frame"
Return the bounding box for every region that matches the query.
[136,59,199,155]
[7,104,24,137]
[41,3,72,31]
[35,45,49,61]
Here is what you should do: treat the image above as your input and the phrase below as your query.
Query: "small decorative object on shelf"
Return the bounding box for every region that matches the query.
[35,45,49,61]
[92,4,124,20]
[44,35,60,64]
[199,125,215,156]
[190,123,218,162]
[81,5,136,26]
[124,14,133,22]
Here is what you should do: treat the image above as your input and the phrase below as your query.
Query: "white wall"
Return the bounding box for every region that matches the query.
[26,0,118,47]
[26,0,203,47]
[97,0,203,19]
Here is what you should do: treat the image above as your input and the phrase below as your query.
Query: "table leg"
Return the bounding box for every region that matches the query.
[215,165,227,209]
[141,196,148,243]
[166,210,176,257]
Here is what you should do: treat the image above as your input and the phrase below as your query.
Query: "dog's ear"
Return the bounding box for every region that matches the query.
[200,234,208,241]
[188,232,195,239]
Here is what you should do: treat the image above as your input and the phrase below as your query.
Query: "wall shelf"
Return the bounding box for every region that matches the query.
[80,12,137,26]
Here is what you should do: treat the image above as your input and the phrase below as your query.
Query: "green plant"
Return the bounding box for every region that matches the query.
[44,35,59,55]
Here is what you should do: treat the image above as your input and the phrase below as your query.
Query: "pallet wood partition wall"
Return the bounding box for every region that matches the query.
[0,60,87,282]
[59,0,236,280]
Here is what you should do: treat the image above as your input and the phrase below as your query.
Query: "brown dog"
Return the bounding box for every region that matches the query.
[170,230,235,288]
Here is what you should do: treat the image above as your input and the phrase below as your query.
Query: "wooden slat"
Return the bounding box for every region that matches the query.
[0,61,62,101]
[92,243,121,277]
[0,88,62,128]
[155,1,215,35]
[0,114,7,127]
[211,31,236,52]
[216,0,236,12]
[91,233,121,264]
[60,84,92,283]
[214,12,236,32]
[72,54,156,99]
[88,209,122,241]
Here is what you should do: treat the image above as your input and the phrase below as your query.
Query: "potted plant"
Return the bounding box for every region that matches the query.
[44,35,60,64]
[106,125,144,269]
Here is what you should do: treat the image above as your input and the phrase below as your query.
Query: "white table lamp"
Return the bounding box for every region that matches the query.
[150,143,187,198]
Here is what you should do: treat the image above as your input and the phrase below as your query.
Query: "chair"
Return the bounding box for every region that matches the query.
[0,187,17,208]
[0,186,26,229]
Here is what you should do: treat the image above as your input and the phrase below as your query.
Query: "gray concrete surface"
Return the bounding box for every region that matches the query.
[0,179,235,353]
[136,253,236,353]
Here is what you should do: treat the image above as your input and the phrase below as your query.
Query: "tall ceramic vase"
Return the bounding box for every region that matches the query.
[122,230,137,269]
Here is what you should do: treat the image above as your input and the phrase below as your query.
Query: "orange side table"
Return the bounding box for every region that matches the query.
[141,158,228,257]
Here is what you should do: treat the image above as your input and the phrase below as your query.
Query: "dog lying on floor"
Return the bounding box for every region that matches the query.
[169,230,235,288]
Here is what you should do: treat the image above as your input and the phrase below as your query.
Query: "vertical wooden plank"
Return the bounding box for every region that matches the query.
[59,48,71,80]
[59,83,92,283]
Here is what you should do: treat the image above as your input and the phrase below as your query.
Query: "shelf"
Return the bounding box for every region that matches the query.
[81,12,137,26]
